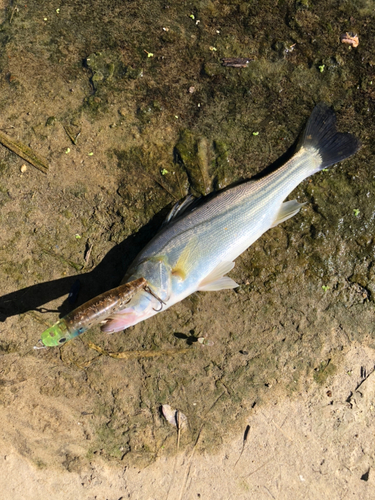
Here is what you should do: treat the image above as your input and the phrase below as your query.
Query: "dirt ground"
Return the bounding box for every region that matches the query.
[0,0,375,498]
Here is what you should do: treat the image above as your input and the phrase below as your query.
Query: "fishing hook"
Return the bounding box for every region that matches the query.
[144,286,166,312]
[33,339,47,350]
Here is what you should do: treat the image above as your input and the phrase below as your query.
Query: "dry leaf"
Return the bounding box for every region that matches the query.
[161,404,187,430]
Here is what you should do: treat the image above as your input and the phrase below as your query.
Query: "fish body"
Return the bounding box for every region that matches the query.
[102,103,360,333]
[38,277,148,346]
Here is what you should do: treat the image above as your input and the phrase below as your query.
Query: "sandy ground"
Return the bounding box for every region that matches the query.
[0,0,375,498]
[1,344,374,499]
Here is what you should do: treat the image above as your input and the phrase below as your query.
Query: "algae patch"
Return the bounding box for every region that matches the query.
[313,359,337,385]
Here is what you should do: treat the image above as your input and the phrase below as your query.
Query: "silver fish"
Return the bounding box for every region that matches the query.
[102,103,360,332]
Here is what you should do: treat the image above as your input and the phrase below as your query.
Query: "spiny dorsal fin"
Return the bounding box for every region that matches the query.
[161,195,199,229]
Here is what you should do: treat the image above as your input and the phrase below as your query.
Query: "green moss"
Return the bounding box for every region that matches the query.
[34,459,47,469]
[85,52,126,91]
[313,359,337,385]
[0,162,10,176]
[93,424,126,459]
[174,130,213,196]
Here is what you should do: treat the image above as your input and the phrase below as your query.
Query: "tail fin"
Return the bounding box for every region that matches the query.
[301,103,360,170]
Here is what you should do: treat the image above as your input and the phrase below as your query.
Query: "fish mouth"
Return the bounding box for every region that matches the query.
[100,291,161,333]
[101,310,141,333]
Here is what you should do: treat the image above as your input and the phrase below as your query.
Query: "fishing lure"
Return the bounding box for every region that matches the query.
[35,277,163,348]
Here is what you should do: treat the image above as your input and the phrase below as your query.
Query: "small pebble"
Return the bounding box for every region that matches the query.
[20,164,27,173]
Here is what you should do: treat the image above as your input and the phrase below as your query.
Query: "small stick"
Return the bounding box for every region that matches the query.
[176,410,182,452]
[166,409,183,500]
[64,125,81,145]
[234,424,250,467]
[139,170,179,200]
[9,6,19,24]
[0,129,48,173]
[84,239,93,265]
[222,57,253,68]
[87,342,191,359]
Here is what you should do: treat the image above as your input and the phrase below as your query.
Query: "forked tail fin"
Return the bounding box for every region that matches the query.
[301,103,360,171]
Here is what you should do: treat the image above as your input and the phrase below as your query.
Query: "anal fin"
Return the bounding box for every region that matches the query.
[198,261,239,292]
[271,200,306,228]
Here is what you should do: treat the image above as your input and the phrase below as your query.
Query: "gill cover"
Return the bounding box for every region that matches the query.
[101,257,173,333]
[125,257,172,302]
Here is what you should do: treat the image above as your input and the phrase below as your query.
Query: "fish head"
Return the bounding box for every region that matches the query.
[101,256,173,332]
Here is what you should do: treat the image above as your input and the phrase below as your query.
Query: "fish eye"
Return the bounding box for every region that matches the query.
[58,337,67,344]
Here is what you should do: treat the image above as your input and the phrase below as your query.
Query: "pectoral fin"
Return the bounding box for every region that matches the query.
[172,236,199,281]
[198,261,239,291]
[271,200,306,228]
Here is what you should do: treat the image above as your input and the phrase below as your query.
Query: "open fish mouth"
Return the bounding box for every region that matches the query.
[100,290,162,333]
[100,310,141,333]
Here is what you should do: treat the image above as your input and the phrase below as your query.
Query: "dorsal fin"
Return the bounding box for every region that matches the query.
[160,195,199,229]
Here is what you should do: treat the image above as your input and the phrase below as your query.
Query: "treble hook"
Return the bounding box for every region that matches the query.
[143,286,167,312]
[33,339,47,350]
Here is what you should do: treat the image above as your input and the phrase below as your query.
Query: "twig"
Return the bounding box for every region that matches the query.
[177,392,225,500]
[234,424,250,468]
[356,365,375,391]
[64,125,81,145]
[0,129,48,173]
[9,5,19,24]
[241,459,272,478]
[84,239,93,266]
[263,486,276,499]
[139,170,179,200]
[176,410,182,451]
[166,410,183,500]
[87,342,191,359]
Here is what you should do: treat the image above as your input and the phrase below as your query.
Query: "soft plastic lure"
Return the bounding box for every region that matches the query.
[35,277,162,348]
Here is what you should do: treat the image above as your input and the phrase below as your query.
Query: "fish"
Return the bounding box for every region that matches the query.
[36,277,163,347]
[100,103,360,333]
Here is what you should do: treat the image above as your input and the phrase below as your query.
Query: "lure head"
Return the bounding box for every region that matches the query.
[39,320,79,347]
